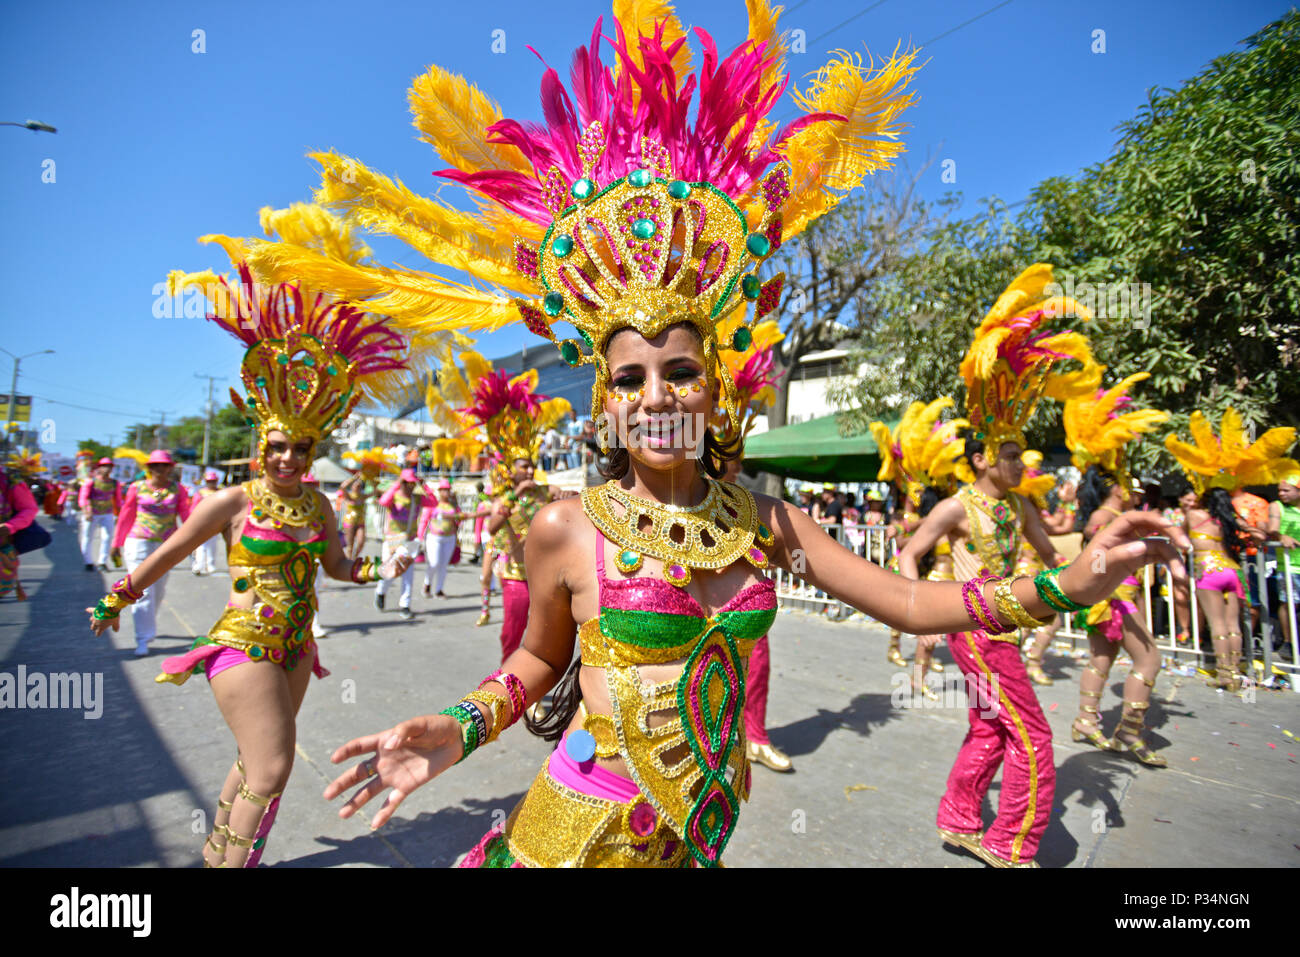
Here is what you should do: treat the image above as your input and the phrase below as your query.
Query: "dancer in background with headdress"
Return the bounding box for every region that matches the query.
[88,206,420,866]
[339,448,396,560]
[463,370,571,664]
[872,398,967,699]
[1166,409,1298,692]
[899,265,1102,866]
[1063,371,1171,764]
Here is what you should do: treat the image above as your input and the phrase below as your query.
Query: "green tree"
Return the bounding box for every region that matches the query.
[78,438,113,460]
[832,11,1300,474]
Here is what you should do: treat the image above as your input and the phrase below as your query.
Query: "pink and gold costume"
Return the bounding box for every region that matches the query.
[78,474,121,567]
[112,478,193,644]
[0,471,39,601]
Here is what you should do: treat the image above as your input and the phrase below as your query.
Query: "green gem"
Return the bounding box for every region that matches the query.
[303,355,316,367]
[632,218,657,240]
[759,523,770,538]
[560,340,580,366]
[543,292,565,317]
[245,417,255,427]
[628,168,652,187]
[578,329,594,349]
[297,379,310,389]
[985,415,994,423]
[668,180,691,199]
[326,364,337,376]
[570,178,595,200]
[276,354,289,365]
[741,274,761,300]
[234,578,250,592]
[552,234,574,258]
[254,376,267,388]
[745,233,771,257]
[732,327,752,351]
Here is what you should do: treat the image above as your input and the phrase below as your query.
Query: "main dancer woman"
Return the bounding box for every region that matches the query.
[1064,371,1169,764]
[245,2,1188,866]
[1166,408,1299,692]
[88,262,413,867]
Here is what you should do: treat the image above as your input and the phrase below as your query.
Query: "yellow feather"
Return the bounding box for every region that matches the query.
[612,0,693,108]
[258,203,372,265]
[869,421,897,482]
[1187,412,1219,460]
[1219,407,1246,458]
[311,151,538,294]
[780,46,920,237]
[408,63,533,176]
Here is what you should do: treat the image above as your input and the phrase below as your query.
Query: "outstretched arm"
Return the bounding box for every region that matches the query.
[88,487,247,635]
[757,495,1189,636]
[323,497,581,829]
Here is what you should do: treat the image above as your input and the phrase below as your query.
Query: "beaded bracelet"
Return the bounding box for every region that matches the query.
[481,670,527,721]
[439,704,481,763]
[463,689,512,742]
[1033,567,1089,613]
[112,574,144,603]
[962,576,1013,635]
[350,557,380,584]
[993,576,1054,629]
[92,593,132,621]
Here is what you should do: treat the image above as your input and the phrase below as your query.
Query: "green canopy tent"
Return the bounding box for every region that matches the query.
[740,414,898,483]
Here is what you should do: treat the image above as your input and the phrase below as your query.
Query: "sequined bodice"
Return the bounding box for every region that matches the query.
[89,478,116,514]
[132,481,182,540]
[228,504,328,633]
[576,530,776,867]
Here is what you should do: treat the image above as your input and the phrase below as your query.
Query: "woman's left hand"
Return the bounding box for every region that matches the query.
[1057,510,1190,607]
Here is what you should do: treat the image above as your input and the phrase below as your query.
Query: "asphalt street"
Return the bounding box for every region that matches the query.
[2,515,1297,867]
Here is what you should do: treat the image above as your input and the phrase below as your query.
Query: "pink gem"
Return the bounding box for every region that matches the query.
[260,606,275,619]
[628,801,657,837]
[749,547,765,562]
[669,564,686,579]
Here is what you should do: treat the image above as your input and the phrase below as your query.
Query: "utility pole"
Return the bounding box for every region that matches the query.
[194,374,225,466]
[150,409,172,451]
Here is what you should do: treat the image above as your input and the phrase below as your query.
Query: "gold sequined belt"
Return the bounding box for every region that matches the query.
[207,605,311,663]
[499,558,527,582]
[504,761,689,868]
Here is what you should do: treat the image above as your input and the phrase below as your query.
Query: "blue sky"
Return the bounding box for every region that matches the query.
[1,0,1289,456]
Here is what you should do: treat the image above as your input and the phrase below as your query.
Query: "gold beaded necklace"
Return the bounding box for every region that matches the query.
[582,478,773,587]
[245,478,322,529]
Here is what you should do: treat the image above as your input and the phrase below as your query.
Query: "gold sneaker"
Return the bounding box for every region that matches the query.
[937,828,984,857]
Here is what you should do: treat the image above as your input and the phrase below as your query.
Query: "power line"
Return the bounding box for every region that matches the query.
[28,394,156,419]
[810,0,890,45]
[920,0,1015,46]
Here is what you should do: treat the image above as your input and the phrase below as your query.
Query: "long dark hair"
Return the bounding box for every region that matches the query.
[1204,487,1244,563]
[1075,464,1117,535]
[524,656,583,742]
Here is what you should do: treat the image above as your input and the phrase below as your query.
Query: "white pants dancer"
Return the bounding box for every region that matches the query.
[375,539,414,609]
[124,537,169,642]
[65,506,79,528]
[191,536,218,574]
[312,566,328,637]
[423,532,456,594]
[80,514,116,565]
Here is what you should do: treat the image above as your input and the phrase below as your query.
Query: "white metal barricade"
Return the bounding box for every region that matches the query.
[771,523,893,619]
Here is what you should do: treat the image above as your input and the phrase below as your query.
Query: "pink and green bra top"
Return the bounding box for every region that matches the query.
[233,516,330,559]
[591,532,777,656]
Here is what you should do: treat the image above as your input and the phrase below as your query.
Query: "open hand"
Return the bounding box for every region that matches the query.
[1057,510,1190,608]
[324,714,465,829]
[86,609,121,637]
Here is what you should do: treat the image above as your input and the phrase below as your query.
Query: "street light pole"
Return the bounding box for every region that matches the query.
[195,373,224,467]
[0,348,54,453]
[0,120,57,133]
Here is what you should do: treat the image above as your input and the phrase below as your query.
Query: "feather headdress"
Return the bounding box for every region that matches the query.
[1164,407,1299,494]
[715,310,785,440]
[871,397,969,506]
[960,264,1099,456]
[1063,367,1168,491]
[6,448,44,478]
[169,261,411,466]
[342,447,399,479]
[461,368,573,469]
[246,1,918,449]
